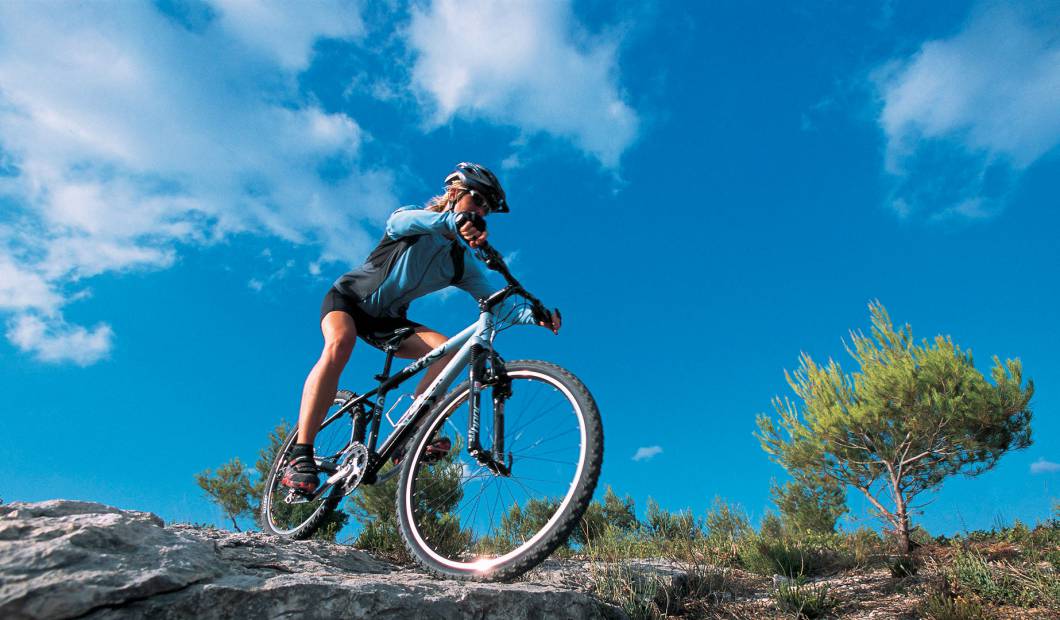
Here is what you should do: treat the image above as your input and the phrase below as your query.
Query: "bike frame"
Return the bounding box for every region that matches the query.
[307,303,511,500]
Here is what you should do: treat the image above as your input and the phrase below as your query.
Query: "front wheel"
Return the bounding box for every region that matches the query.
[396,360,603,581]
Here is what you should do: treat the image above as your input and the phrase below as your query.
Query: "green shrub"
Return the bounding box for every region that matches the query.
[591,525,663,559]
[588,560,667,620]
[353,518,410,564]
[488,497,562,550]
[919,591,987,620]
[704,496,750,548]
[889,555,919,578]
[577,486,639,545]
[740,534,828,578]
[1004,560,1060,607]
[1046,549,1060,571]
[774,580,839,619]
[910,525,935,548]
[584,545,738,620]
[836,528,886,568]
[644,498,703,543]
[951,548,1020,605]
[1003,519,1032,545]
[666,564,737,613]
[1024,520,1060,563]
[948,545,1060,607]
[770,477,847,535]
[350,458,469,563]
[761,512,786,540]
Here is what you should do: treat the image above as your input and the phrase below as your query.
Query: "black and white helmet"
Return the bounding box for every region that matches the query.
[444,162,509,213]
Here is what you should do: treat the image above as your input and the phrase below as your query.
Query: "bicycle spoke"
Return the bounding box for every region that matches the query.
[506,382,546,439]
[502,475,567,485]
[517,426,579,453]
[508,399,566,447]
[417,467,492,512]
[507,475,549,500]
[509,454,578,466]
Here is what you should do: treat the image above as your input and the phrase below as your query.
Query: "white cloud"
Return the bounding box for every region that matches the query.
[874,3,1060,220]
[406,0,639,168]
[210,0,364,71]
[632,445,662,462]
[0,2,391,363]
[0,255,62,312]
[1030,458,1060,475]
[6,314,113,366]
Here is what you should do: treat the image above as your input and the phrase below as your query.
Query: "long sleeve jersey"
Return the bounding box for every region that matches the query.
[332,207,535,325]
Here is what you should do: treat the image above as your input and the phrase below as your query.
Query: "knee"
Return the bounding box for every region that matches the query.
[322,335,355,363]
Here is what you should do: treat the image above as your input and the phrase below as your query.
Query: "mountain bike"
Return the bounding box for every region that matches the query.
[259,243,603,582]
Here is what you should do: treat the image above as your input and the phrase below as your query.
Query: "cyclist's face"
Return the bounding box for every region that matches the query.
[452,190,488,218]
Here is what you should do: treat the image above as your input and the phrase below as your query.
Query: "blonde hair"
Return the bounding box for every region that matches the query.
[424,183,466,212]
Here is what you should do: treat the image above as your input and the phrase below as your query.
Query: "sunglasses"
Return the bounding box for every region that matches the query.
[465,189,495,214]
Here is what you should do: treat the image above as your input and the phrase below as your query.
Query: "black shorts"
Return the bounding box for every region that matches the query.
[320,287,422,351]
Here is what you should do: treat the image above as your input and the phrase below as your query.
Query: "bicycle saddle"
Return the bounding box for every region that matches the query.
[383,327,416,352]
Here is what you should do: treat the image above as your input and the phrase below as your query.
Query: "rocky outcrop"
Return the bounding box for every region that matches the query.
[0,500,618,619]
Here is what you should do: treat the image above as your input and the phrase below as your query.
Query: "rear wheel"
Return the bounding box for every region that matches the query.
[396,360,603,581]
[260,390,355,539]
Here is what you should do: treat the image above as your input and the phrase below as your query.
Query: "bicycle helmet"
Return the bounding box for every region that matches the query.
[444,162,509,213]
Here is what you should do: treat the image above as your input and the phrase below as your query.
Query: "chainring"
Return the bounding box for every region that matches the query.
[338,443,370,497]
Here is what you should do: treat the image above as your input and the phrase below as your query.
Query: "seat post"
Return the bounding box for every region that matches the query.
[375,327,415,383]
[375,348,396,383]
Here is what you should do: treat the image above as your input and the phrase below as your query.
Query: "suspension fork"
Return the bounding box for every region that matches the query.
[491,354,511,463]
[466,345,511,475]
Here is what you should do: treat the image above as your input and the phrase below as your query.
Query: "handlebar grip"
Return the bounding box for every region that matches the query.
[453,211,487,234]
[531,303,551,324]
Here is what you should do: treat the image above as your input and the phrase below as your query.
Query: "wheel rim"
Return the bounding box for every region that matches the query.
[263,397,352,535]
[403,369,587,572]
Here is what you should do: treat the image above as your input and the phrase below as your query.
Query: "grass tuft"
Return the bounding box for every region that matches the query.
[773,579,840,619]
[919,591,988,620]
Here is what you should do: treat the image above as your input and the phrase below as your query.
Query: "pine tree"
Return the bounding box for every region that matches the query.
[644,498,703,542]
[756,302,1033,553]
[195,458,253,531]
[577,486,638,543]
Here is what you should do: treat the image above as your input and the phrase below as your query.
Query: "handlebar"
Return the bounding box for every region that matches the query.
[452,211,558,327]
[472,242,557,326]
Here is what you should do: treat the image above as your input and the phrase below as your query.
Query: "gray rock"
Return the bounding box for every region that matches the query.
[1,500,220,620]
[0,500,619,620]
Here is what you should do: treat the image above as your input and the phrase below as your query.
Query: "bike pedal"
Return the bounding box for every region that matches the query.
[284,489,313,504]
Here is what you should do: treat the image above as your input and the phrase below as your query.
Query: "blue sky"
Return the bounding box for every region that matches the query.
[1,0,1058,536]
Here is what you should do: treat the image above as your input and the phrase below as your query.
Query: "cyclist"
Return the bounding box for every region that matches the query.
[283,162,562,494]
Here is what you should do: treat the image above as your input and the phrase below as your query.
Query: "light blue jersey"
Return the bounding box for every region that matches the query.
[333,207,535,326]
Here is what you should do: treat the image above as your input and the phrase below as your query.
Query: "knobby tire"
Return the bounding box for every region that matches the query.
[395,360,603,581]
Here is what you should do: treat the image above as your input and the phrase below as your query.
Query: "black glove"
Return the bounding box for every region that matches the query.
[532,304,560,326]
[453,211,487,235]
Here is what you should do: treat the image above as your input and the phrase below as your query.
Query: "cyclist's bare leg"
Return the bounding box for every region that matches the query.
[397,326,454,397]
[297,311,357,445]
